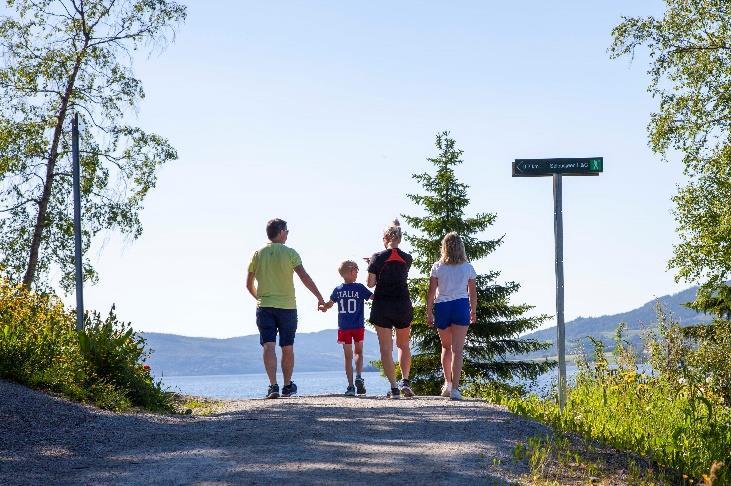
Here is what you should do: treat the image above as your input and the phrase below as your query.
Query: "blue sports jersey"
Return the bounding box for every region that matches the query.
[330,283,373,330]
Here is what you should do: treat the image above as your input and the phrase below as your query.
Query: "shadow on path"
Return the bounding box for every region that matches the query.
[0,380,550,485]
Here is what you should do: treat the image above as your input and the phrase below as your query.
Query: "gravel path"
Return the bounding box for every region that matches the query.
[0,379,552,485]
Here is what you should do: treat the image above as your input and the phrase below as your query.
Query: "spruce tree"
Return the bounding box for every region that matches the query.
[403,132,554,395]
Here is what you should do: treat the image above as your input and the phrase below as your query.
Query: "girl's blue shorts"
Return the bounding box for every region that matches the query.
[433,298,470,330]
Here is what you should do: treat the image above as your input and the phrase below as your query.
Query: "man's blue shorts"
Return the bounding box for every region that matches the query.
[433,298,470,330]
[256,307,297,347]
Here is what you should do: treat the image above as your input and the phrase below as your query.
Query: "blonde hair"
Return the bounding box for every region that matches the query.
[440,232,467,265]
[338,260,359,276]
[383,218,402,244]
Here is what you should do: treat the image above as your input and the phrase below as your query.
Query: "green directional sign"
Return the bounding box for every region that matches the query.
[512,157,603,177]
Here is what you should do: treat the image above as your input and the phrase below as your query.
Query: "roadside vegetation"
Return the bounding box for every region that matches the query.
[478,313,731,485]
[178,397,225,416]
[0,277,174,412]
[513,432,686,485]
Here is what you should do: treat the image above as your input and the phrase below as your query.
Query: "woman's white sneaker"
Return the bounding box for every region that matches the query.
[450,388,462,401]
[440,383,452,397]
[399,379,415,398]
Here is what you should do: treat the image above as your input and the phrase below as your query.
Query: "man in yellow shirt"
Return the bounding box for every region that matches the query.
[246,219,326,398]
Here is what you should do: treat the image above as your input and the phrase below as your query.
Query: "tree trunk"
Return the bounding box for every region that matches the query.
[21,54,85,289]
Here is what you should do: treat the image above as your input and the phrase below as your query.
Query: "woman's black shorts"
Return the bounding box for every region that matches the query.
[369,299,413,329]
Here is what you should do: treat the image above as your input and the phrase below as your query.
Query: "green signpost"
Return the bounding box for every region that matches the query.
[512,156,603,411]
[513,157,603,177]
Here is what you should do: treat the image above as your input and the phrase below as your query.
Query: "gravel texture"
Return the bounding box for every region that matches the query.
[0,379,552,485]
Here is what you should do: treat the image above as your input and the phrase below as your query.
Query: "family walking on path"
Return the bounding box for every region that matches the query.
[246,218,477,400]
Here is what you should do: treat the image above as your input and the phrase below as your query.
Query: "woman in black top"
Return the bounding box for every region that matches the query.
[367,219,414,398]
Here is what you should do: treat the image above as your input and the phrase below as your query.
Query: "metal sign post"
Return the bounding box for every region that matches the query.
[72,113,84,331]
[552,173,566,410]
[513,157,603,411]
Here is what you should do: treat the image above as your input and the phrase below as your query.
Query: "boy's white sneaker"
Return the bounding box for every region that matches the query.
[440,383,452,397]
[450,388,463,401]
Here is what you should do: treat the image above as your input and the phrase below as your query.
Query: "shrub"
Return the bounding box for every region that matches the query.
[0,278,83,392]
[684,320,731,405]
[0,276,173,412]
[79,306,173,411]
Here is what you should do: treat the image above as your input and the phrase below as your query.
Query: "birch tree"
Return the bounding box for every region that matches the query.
[610,1,731,316]
[0,0,186,290]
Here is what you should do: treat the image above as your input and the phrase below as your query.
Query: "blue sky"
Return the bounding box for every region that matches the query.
[74,0,685,338]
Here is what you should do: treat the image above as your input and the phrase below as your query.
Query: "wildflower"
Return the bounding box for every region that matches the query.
[143,364,151,373]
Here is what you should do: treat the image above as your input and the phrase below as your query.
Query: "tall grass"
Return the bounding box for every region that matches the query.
[0,277,173,412]
[484,320,731,484]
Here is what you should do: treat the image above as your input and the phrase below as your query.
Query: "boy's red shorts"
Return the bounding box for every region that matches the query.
[338,328,365,344]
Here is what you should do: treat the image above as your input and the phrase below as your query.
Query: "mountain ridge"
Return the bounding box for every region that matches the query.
[517,285,709,359]
[141,329,383,376]
[142,286,710,375]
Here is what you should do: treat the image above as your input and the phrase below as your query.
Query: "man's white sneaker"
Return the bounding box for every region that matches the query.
[450,388,462,401]
[440,383,452,397]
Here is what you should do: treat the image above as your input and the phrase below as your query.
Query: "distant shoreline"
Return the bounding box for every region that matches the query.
[154,365,380,378]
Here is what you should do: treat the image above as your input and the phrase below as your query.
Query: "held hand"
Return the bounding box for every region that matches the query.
[317,301,327,312]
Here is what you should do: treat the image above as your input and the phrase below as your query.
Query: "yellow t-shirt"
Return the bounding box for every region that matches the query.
[248,243,302,309]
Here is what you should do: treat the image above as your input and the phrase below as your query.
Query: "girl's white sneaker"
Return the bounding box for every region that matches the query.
[450,388,463,401]
[440,383,452,397]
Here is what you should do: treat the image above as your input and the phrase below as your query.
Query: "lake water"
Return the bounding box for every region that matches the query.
[161,370,392,398]
[160,366,578,399]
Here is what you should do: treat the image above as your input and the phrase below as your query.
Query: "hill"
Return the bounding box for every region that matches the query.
[518,285,710,360]
[142,286,711,375]
[141,329,382,376]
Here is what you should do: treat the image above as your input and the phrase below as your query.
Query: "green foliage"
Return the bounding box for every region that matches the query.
[650,307,731,409]
[179,397,223,416]
[0,277,85,394]
[491,315,731,484]
[461,379,525,402]
[0,0,186,290]
[609,15,731,476]
[513,434,603,485]
[0,276,173,412]
[687,284,731,320]
[79,306,172,411]
[514,435,572,484]
[402,131,554,395]
[690,321,731,407]
[610,2,731,316]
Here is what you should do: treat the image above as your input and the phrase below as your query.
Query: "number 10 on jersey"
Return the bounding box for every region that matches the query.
[338,299,357,314]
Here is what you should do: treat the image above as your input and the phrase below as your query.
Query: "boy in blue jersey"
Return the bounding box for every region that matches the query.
[321,260,373,396]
